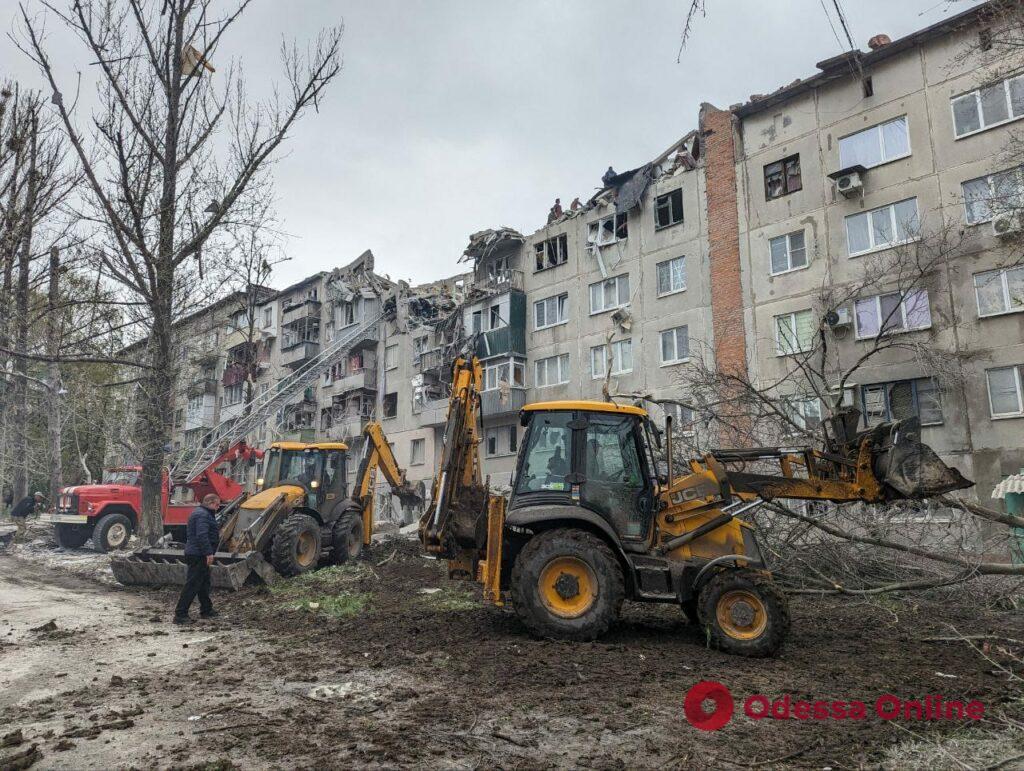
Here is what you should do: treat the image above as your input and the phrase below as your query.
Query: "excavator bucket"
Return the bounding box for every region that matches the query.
[110,549,277,591]
[870,418,973,499]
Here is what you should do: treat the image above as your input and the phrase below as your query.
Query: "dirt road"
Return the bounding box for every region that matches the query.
[2,538,1023,769]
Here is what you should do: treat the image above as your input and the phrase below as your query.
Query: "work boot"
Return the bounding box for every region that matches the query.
[199,609,219,619]
[172,615,193,625]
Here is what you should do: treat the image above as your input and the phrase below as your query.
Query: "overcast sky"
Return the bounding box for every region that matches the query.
[3,0,980,289]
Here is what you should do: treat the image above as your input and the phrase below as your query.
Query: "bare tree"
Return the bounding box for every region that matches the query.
[17,1,343,544]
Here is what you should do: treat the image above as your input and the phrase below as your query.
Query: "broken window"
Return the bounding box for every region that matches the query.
[764,154,801,200]
[471,310,482,334]
[861,379,943,427]
[485,425,518,458]
[588,213,628,247]
[654,188,684,229]
[489,304,501,329]
[589,274,629,314]
[410,438,425,465]
[383,392,398,419]
[482,357,526,391]
[534,234,569,271]
[534,293,568,329]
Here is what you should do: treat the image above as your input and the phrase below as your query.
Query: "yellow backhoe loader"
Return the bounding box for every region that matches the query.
[420,357,972,657]
[112,422,421,589]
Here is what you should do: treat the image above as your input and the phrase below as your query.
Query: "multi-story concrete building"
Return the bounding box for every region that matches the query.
[165,2,1021,513]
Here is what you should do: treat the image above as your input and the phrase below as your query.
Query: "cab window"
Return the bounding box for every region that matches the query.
[515,412,573,494]
[581,415,649,539]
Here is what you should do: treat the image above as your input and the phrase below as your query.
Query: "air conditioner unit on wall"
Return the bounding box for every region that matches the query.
[825,306,852,329]
[992,211,1023,238]
[834,171,863,198]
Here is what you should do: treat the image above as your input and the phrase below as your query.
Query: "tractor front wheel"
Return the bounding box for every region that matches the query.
[696,569,790,657]
[270,513,322,577]
[510,528,624,642]
[330,510,364,565]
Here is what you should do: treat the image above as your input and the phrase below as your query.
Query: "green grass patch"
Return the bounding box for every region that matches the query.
[268,564,373,618]
[420,586,478,612]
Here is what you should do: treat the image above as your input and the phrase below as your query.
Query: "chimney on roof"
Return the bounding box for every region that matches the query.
[867,34,891,50]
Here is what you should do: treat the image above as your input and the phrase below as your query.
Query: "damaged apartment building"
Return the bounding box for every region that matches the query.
[165,2,1022,512]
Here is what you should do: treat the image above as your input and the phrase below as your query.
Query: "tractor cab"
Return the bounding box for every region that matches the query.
[513,401,659,548]
[258,441,348,510]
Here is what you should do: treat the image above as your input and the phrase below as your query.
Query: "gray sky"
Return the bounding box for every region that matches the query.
[3,0,978,289]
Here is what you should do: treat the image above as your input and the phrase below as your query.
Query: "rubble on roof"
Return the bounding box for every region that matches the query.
[326,249,393,304]
[615,163,653,215]
[461,227,525,263]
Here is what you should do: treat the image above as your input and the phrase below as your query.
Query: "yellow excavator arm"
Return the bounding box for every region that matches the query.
[353,421,424,543]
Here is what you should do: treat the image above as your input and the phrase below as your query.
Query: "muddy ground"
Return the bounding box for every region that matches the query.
[2,527,1024,770]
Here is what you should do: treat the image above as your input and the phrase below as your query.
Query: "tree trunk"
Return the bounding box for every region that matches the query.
[46,247,62,505]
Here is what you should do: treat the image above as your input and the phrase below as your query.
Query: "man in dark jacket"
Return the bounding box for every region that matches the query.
[10,492,44,543]
[173,494,221,624]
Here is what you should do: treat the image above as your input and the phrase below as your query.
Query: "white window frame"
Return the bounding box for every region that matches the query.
[484,425,519,458]
[961,166,1024,225]
[854,290,932,339]
[845,198,920,257]
[656,256,687,297]
[951,74,1024,139]
[838,116,911,169]
[659,326,690,366]
[482,357,526,392]
[768,231,808,276]
[588,213,628,247]
[535,353,570,388]
[664,403,695,436]
[589,274,630,315]
[410,438,425,466]
[384,344,398,370]
[974,267,1024,317]
[774,309,814,356]
[784,396,823,433]
[534,293,569,330]
[986,365,1024,418]
[590,339,633,379]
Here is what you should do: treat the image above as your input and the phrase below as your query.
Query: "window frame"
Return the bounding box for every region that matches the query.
[763,154,802,200]
[534,293,569,330]
[654,188,684,230]
[784,396,823,434]
[410,438,425,466]
[844,197,920,257]
[590,339,633,379]
[482,357,526,392]
[951,74,1024,139]
[986,365,1024,418]
[484,425,519,458]
[768,230,808,276]
[534,353,570,388]
[961,166,1024,225]
[853,289,932,339]
[588,213,629,247]
[659,325,690,366]
[974,266,1024,317]
[860,378,944,427]
[838,116,912,170]
[656,256,687,297]
[588,274,630,315]
[534,234,569,272]
[774,309,815,356]
[384,344,398,370]
[663,402,695,436]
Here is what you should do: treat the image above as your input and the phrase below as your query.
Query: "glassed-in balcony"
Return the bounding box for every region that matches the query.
[281,340,320,368]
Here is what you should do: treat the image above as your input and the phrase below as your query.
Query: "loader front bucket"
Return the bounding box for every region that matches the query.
[110,549,277,591]
[871,418,973,499]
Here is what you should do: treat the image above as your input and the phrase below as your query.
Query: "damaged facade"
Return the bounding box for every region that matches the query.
[166,3,1021,512]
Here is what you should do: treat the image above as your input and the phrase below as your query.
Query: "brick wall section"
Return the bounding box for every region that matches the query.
[699,103,748,380]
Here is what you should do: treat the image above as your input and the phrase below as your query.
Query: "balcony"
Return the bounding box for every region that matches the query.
[182,395,216,431]
[334,367,377,393]
[281,340,320,368]
[471,268,524,297]
[282,298,322,326]
[328,410,373,439]
[186,377,217,398]
[480,386,528,418]
[475,325,527,359]
[222,362,248,387]
[338,321,379,350]
[418,347,445,373]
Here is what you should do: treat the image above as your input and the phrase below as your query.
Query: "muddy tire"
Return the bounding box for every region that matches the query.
[330,510,364,565]
[681,598,700,625]
[270,513,322,577]
[55,523,92,549]
[93,512,133,552]
[510,528,624,642]
[696,569,790,657]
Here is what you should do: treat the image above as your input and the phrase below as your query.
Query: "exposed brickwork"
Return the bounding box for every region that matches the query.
[700,103,748,381]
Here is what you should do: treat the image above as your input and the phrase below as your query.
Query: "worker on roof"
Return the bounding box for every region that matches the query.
[173,493,221,625]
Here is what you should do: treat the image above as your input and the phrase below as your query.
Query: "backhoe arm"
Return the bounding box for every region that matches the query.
[352,422,423,540]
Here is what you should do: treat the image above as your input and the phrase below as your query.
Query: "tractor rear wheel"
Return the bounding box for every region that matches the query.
[330,510,364,565]
[270,513,322,577]
[510,528,624,642]
[93,512,134,552]
[55,523,92,549]
[696,569,790,657]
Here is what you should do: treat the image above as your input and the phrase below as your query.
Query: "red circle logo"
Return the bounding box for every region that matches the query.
[684,681,734,731]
